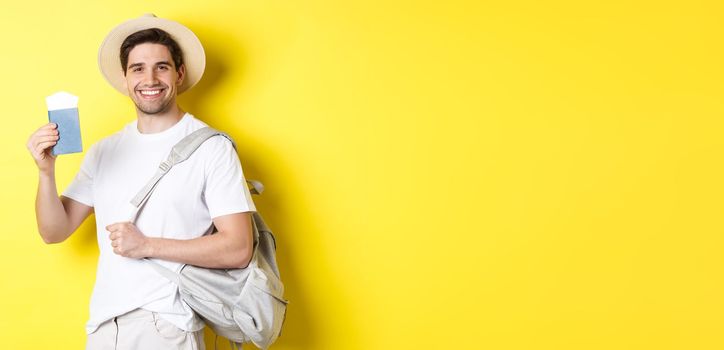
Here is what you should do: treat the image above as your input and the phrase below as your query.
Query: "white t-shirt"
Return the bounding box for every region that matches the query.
[63,113,256,334]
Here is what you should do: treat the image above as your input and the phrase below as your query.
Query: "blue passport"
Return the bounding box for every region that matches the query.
[48,107,82,155]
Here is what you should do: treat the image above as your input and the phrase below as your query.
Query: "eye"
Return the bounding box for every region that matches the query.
[158,65,169,71]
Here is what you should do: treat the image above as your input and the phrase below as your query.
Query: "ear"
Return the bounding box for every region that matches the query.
[176,64,186,86]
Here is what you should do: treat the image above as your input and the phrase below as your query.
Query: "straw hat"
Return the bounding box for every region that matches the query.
[97,14,205,95]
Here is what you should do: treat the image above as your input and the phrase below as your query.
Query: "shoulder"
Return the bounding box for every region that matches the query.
[198,133,237,159]
[185,114,236,153]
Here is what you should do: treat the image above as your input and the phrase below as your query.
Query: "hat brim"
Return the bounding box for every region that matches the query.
[98,15,205,96]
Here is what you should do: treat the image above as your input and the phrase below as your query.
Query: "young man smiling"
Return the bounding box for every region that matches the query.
[26,15,256,350]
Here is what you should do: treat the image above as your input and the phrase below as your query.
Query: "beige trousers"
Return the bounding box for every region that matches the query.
[86,309,205,350]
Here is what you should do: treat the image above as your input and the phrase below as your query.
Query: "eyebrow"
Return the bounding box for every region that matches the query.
[127,61,173,70]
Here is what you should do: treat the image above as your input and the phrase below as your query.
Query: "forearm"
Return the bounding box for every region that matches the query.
[35,171,71,243]
[145,231,252,269]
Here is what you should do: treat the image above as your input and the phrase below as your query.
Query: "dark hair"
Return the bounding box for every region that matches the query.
[119,28,184,74]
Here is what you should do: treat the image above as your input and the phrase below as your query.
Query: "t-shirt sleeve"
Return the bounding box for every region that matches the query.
[203,138,256,218]
[62,143,98,207]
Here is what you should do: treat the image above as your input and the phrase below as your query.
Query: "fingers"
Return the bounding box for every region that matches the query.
[39,122,57,131]
[106,222,134,238]
[32,130,59,141]
[108,230,122,255]
[33,141,56,155]
[36,134,60,143]
[28,123,58,142]
[44,123,57,131]
[27,123,60,157]
[37,123,58,133]
[113,241,123,255]
[106,222,129,232]
[33,136,59,152]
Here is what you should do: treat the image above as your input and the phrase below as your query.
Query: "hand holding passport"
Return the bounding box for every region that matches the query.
[26,92,83,173]
[45,92,82,156]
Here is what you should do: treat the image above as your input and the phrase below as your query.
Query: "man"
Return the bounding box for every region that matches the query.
[26,15,256,350]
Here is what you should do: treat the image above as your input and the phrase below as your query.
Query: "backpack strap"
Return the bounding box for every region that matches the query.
[129,127,234,221]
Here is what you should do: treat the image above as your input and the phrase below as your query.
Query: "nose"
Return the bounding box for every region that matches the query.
[142,69,160,86]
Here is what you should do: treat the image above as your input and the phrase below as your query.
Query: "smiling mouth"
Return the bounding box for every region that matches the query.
[137,89,165,99]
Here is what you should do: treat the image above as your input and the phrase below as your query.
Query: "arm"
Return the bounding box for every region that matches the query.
[36,184,93,243]
[107,212,254,269]
[28,123,93,244]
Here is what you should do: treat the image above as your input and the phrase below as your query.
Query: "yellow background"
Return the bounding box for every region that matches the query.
[1,0,723,349]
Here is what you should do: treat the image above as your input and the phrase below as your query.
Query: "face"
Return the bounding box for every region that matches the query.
[123,43,185,115]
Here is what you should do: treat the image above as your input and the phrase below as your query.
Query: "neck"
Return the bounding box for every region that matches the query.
[136,104,186,134]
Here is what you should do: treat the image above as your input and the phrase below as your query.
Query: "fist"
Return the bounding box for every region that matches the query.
[106,222,149,258]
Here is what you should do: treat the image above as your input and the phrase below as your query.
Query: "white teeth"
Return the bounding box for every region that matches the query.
[140,90,161,96]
